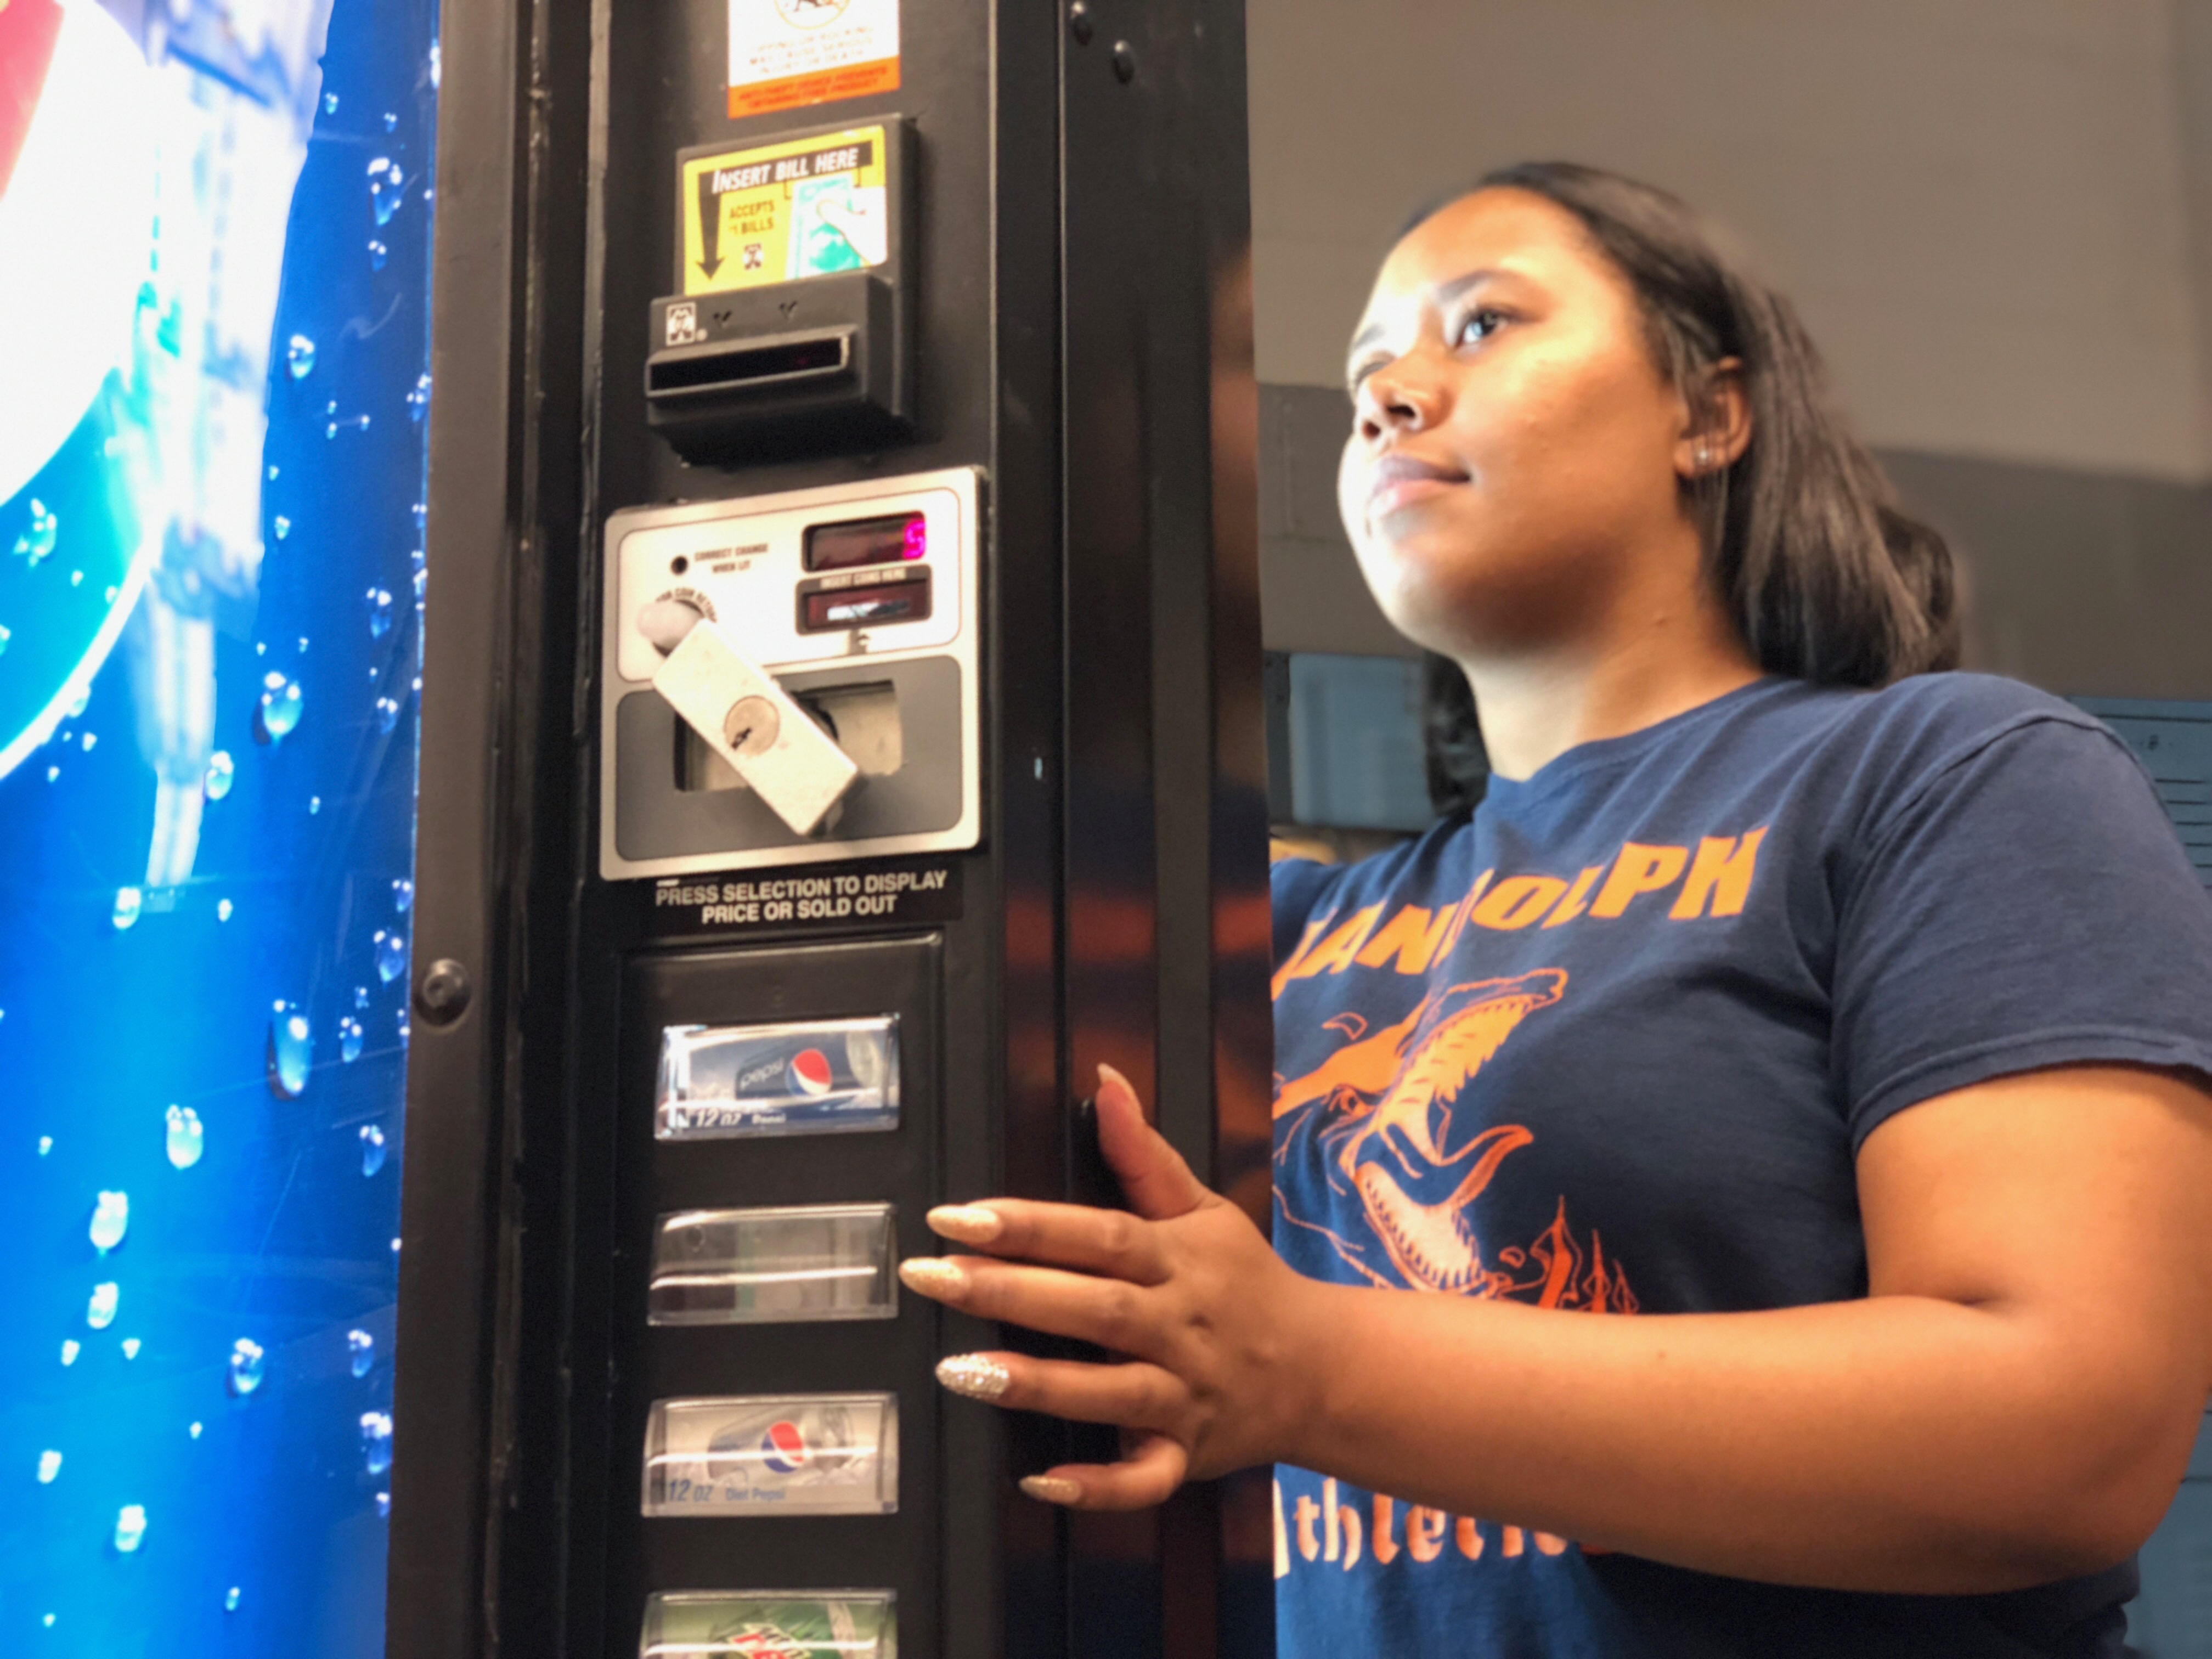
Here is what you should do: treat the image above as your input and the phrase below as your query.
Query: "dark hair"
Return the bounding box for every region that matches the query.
[1414,162,1960,815]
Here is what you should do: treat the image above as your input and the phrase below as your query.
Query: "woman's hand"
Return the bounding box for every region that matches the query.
[898,1063,1318,1510]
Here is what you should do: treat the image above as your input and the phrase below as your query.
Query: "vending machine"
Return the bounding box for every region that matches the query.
[387,2,1271,1658]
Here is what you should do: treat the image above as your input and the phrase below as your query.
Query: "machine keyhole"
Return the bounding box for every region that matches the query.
[723,696,781,757]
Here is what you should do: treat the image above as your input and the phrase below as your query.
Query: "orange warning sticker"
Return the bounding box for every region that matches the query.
[728,0,900,121]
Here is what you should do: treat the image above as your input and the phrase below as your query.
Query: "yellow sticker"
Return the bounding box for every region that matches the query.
[727,0,900,120]
[680,125,889,297]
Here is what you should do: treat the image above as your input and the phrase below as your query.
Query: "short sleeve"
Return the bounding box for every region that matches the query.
[1835,714,2212,1148]
[1271,856,1346,970]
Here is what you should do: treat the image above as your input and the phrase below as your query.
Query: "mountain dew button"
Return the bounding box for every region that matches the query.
[639,1589,894,1659]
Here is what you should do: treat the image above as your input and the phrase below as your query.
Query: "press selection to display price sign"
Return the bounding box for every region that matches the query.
[728,0,900,119]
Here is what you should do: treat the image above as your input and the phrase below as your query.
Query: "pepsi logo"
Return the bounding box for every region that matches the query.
[759,1419,809,1474]
[786,1047,834,1098]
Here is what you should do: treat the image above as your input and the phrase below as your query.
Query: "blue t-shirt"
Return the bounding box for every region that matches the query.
[1269,673,2212,1659]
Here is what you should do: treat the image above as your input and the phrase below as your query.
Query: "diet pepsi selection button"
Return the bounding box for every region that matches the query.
[655,1014,899,1141]
[639,1589,895,1659]
[647,1203,897,1327]
[642,1393,899,1517]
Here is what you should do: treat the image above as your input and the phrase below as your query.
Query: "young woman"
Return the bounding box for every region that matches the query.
[897,163,2212,1657]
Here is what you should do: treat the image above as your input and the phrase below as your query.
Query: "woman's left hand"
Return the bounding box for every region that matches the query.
[899,1063,1319,1510]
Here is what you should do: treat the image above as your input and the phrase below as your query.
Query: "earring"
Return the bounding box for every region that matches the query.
[1694,443,1711,471]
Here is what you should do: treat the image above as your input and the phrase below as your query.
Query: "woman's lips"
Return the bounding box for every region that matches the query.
[1368,474,1460,520]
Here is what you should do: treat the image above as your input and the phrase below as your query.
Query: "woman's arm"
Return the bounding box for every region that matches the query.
[900,1063,2212,1595]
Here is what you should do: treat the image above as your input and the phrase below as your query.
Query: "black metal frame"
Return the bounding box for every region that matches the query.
[386,0,1267,1654]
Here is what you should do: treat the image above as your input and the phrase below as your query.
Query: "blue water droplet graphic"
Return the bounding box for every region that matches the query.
[121,1337,140,1359]
[273,515,291,541]
[339,1017,364,1063]
[392,878,413,913]
[361,1412,393,1475]
[59,1340,78,1366]
[375,695,400,735]
[348,1329,375,1377]
[86,1283,118,1329]
[204,751,234,800]
[89,1191,128,1252]
[267,1004,312,1098]
[165,1105,204,1169]
[368,588,393,638]
[374,928,407,983]
[368,239,388,271]
[112,1505,146,1554]
[227,1339,265,1396]
[112,887,142,930]
[257,675,304,743]
[407,373,431,421]
[217,898,234,922]
[368,158,405,225]
[225,1587,242,1613]
[36,1451,60,1484]
[323,91,338,114]
[286,335,316,380]
[11,499,57,566]
[359,1124,387,1177]
[354,985,370,1010]
[382,110,398,131]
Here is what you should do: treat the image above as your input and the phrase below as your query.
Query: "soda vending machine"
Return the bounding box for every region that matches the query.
[387,1,1272,1656]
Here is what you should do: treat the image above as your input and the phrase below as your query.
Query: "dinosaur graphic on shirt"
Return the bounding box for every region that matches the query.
[1274,969,1636,1310]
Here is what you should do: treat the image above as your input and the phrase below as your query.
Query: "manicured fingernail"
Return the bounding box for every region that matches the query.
[928,1204,1003,1244]
[899,1257,969,1297]
[936,1354,1011,1401]
[1020,1474,1084,1505]
[1097,1063,1132,1096]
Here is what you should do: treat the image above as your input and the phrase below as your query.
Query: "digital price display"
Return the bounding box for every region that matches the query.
[804,510,927,571]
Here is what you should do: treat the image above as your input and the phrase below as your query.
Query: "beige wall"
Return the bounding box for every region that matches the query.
[1251,0,2212,480]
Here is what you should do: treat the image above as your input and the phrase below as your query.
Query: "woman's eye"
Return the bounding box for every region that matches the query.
[1454,309,1507,346]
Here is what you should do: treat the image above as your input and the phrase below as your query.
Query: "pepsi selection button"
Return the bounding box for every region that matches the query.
[655,1014,899,1141]
[639,1589,895,1659]
[647,1203,896,1327]
[642,1394,898,1517]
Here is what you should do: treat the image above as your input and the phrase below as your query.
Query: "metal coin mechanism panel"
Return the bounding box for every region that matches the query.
[648,1203,897,1325]
[643,1395,899,1517]
[639,1589,896,1659]
[656,1015,899,1139]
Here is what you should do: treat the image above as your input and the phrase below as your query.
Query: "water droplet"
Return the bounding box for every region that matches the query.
[273,516,291,541]
[121,1337,140,1359]
[368,588,393,638]
[430,41,442,86]
[38,1136,52,1156]
[376,1491,391,1519]
[59,1340,78,1365]
[188,1421,202,1439]
[44,766,58,783]
[203,751,234,800]
[112,887,142,929]
[165,1105,204,1169]
[325,409,371,440]
[354,985,370,1010]
[308,795,321,815]
[368,239,388,271]
[375,695,400,735]
[368,158,405,226]
[359,1124,387,1177]
[36,1450,60,1484]
[298,636,309,654]
[89,1191,128,1252]
[0,624,11,656]
[256,677,304,743]
[267,1003,312,1098]
[392,878,413,913]
[11,499,57,565]
[286,335,316,380]
[227,1338,265,1396]
[374,929,407,983]
[267,464,280,481]
[407,373,432,421]
[42,1614,54,1628]
[112,1505,147,1554]
[338,1017,363,1062]
[86,1283,118,1329]
[361,1412,393,1475]
[67,569,82,587]
[79,732,95,752]
[382,110,398,132]
[348,1329,375,1377]
[323,91,338,114]
[225,1587,241,1613]
[397,1006,410,1042]
[217,898,234,922]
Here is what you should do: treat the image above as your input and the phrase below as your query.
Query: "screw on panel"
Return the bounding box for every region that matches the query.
[1069,2,1093,44]
[1111,40,1137,83]
[415,958,473,1026]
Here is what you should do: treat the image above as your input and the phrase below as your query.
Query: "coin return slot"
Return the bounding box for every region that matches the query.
[648,1203,897,1325]
[678,680,901,793]
[646,330,853,399]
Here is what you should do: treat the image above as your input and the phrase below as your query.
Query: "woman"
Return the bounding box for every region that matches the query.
[897,164,2212,1656]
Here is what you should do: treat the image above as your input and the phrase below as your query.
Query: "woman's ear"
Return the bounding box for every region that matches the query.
[1675,358,1751,479]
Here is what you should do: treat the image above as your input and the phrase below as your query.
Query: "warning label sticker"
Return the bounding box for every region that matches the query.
[680,126,889,296]
[642,857,963,937]
[727,0,900,121]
